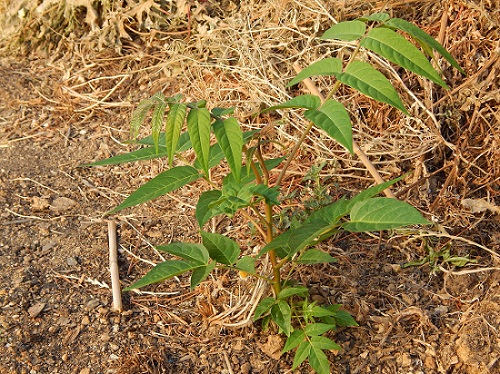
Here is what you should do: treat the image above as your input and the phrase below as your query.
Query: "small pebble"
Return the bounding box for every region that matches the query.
[81,316,90,325]
[48,326,58,334]
[86,299,100,310]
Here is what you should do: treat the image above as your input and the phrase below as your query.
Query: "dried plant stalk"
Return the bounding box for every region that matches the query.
[108,220,123,312]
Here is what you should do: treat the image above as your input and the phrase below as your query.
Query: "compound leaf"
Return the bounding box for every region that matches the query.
[360,27,448,88]
[343,197,430,232]
[287,58,342,87]
[383,18,465,74]
[304,99,353,153]
[321,20,366,41]
[108,165,201,214]
[336,60,408,114]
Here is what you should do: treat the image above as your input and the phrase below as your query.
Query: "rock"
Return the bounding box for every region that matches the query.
[28,302,46,318]
[49,197,78,213]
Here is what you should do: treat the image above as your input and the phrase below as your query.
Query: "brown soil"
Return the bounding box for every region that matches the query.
[1,1,499,373]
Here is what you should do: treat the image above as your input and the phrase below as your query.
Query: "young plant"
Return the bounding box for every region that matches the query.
[85,13,462,373]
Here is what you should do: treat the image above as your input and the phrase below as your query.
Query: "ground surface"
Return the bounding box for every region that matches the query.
[0,1,499,373]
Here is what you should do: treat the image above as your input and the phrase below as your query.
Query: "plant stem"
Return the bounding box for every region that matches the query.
[265,202,281,295]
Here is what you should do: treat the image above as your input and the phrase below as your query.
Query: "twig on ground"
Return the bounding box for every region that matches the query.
[108,220,123,312]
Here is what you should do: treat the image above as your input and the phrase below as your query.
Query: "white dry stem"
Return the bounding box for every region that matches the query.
[108,220,123,312]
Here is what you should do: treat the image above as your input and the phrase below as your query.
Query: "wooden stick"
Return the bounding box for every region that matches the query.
[292,62,396,198]
[108,220,123,312]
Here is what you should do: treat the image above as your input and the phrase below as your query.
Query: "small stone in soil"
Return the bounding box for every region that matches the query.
[27,302,46,318]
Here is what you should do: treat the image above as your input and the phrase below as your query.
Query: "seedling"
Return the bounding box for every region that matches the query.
[86,13,462,373]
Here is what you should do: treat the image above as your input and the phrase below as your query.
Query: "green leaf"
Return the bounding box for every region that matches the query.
[292,341,311,370]
[165,103,187,166]
[200,231,240,265]
[190,261,216,289]
[196,190,223,227]
[283,330,306,353]
[130,96,156,139]
[211,107,236,117]
[156,243,209,265]
[347,175,405,209]
[259,220,331,258]
[360,27,448,88]
[213,118,243,182]
[151,92,167,153]
[343,197,430,232]
[304,323,336,337]
[335,60,408,114]
[124,260,196,290]
[249,184,280,205]
[297,249,338,264]
[287,58,342,87]
[383,18,465,74]
[310,306,338,318]
[305,198,350,225]
[304,99,353,153]
[81,146,168,167]
[108,165,201,214]
[235,256,256,275]
[309,346,330,374]
[138,131,191,153]
[271,300,292,337]
[254,297,276,320]
[321,20,367,41]
[263,94,321,112]
[193,143,223,170]
[277,286,309,300]
[357,13,390,22]
[311,336,342,351]
[187,107,212,176]
[333,309,359,327]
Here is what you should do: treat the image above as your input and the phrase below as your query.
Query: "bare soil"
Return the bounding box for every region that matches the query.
[1,1,500,373]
